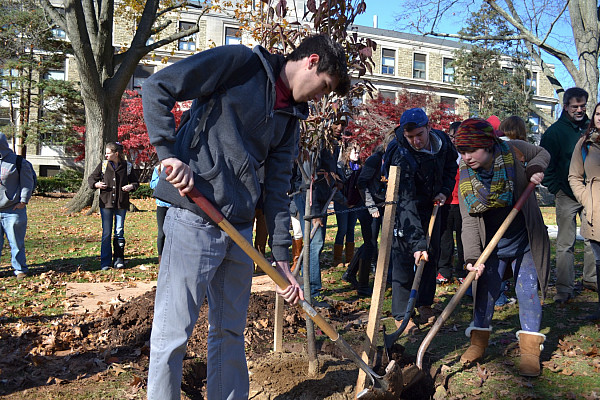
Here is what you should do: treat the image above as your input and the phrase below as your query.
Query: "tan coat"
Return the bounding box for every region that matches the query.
[569,136,600,241]
[458,140,552,297]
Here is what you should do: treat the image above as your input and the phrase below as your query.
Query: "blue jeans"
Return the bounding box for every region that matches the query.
[100,208,126,268]
[293,192,326,298]
[0,207,28,275]
[334,201,356,245]
[148,207,253,400]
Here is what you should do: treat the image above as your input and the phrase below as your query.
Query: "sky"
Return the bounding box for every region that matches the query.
[352,0,575,91]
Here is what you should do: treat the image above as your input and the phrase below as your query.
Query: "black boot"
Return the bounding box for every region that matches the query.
[342,250,360,289]
[357,257,372,297]
[113,237,125,269]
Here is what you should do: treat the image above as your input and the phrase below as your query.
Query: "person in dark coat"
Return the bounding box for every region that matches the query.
[386,108,458,333]
[88,142,139,270]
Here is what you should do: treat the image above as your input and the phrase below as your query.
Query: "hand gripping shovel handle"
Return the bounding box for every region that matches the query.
[383,203,440,352]
[415,182,537,369]
[186,186,388,390]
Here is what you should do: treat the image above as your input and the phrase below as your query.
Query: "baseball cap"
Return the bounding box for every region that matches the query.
[399,108,429,129]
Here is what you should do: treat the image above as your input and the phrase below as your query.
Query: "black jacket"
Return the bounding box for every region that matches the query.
[386,128,458,252]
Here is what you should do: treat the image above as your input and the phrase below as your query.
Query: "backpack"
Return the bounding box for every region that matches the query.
[15,155,37,193]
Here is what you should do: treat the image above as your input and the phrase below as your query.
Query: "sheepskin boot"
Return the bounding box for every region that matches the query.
[516,330,545,377]
[333,244,344,268]
[344,242,355,266]
[460,323,492,364]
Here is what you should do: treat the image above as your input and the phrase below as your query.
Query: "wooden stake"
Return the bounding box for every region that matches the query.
[355,166,401,396]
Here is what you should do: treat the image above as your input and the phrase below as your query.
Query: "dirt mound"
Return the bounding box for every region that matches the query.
[1,287,434,399]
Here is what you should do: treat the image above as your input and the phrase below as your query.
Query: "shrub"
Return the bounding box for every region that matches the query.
[35,169,83,194]
[130,183,154,199]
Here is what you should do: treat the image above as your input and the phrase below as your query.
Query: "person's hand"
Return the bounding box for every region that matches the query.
[274,260,304,305]
[121,184,135,192]
[95,181,108,190]
[162,157,194,196]
[433,193,447,206]
[530,172,544,185]
[370,208,380,218]
[312,218,323,228]
[466,262,485,280]
[414,250,429,265]
[13,202,26,210]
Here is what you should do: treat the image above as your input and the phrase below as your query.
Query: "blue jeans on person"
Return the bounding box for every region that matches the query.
[0,207,28,275]
[334,201,356,245]
[473,251,541,332]
[293,191,326,298]
[148,207,253,400]
[100,207,126,268]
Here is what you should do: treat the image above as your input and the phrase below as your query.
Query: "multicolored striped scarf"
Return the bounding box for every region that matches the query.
[459,141,516,214]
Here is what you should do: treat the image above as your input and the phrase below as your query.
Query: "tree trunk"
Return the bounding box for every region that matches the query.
[66,95,120,213]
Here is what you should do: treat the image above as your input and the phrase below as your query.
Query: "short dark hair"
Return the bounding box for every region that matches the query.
[448,121,462,137]
[563,87,588,106]
[287,35,350,96]
[457,145,494,154]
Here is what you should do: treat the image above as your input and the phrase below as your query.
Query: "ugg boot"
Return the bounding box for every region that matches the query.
[333,244,344,268]
[291,238,303,272]
[460,323,492,364]
[345,242,355,266]
[516,330,545,377]
[357,258,372,297]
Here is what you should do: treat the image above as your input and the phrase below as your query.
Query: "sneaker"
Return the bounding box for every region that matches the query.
[436,272,449,284]
[101,265,111,271]
[16,272,27,280]
[114,258,125,269]
[553,292,573,304]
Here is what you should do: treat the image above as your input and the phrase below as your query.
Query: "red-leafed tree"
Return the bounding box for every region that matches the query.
[71,90,191,182]
[348,90,460,160]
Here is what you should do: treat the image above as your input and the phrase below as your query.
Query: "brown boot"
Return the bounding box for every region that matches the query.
[291,238,303,272]
[333,244,344,267]
[517,330,545,377]
[344,242,355,266]
[417,305,437,325]
[460,324,491,364]
[395,318,419,335]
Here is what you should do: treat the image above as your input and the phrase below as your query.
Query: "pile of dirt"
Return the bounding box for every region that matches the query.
[0,288,434,399]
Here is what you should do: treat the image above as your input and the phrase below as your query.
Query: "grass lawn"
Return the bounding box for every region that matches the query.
[0,196,599,399]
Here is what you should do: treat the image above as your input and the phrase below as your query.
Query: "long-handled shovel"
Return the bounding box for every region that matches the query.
[405,181,537,389]
[382,203,440,359]
[185,186,390,393]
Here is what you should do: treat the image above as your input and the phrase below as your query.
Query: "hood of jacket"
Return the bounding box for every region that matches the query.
[0,133,12,159]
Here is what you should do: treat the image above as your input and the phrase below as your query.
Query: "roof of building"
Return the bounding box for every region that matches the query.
[350,24,468,50]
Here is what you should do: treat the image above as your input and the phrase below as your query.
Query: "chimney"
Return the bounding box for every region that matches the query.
[373,15,378,28]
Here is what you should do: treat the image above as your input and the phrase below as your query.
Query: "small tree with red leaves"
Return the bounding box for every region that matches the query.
[348,90,460,160]
[71,90,191,182]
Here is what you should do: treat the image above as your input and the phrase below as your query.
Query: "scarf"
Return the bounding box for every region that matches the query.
[459,141,516,214]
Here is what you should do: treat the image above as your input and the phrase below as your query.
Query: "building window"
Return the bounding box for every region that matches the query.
[440,96,456,114]
[225,27,241,45]
[178,22,197,51]
[413,53,426,79]
[381,49,395,75]
[529,113,540,136]
[44,70,65,81]
[129,65,154,92]
[526,71,537,94]
[52,27,66,39]
[443,58,454,83]
[379,90,396,102]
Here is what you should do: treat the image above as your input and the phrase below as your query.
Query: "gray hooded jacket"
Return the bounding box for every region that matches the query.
[0,133,35,210]
[143,45,309,261]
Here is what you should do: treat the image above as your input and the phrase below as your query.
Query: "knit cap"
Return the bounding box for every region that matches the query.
[455,118,497,149]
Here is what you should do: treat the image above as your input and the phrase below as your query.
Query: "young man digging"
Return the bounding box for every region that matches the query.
[142,35,350,400]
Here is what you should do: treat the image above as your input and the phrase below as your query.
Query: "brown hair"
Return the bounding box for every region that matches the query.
[106,142,126,163]
[584,102,600,139]
[499,116,527,141]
